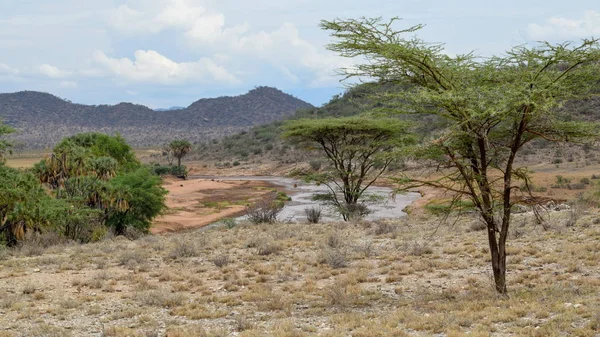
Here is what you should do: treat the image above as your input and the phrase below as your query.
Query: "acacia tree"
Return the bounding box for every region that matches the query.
[283,117,412,220]
[169,140,192,169]
[321,17,600,294]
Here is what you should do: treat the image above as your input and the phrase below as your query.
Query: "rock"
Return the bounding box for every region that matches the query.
[555,204,571,211]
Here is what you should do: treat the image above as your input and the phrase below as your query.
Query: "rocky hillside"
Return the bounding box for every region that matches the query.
[0,87,313,148]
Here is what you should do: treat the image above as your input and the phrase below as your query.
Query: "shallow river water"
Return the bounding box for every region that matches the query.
[190,176,421,223]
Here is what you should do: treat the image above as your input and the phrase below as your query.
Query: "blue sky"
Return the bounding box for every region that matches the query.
[1,0,599,108]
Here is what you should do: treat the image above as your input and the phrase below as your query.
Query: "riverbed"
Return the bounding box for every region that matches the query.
[190,175,421,223]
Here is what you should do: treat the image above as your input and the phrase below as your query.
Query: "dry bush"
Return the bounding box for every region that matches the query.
[234,317,254,332]
[246,197,283,224]
[17,231,69,257]
[139,235,166,251]
[326,232,344,249]
[321,248,347,269]
[0,292,19,309]
[468,220,487,232]
[353,240,375,258]
[21,284,36,295]
[256,240,281,256]
[373,221,396,236]
[24,231,69,248]
[29,324,72,337]
[118,249,147,266]
[325,280,349,308]
[402,241,433,256]
[212,255,230,268]
[134,290,185,308]
[168,239,199,259]
[304,207,322,224]
[123,227,146,240]
[59,297,82,309]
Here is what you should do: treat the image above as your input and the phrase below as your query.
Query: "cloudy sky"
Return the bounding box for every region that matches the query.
[1,1,599,108]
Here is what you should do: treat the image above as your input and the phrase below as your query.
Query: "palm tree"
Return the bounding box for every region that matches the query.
[169,140,192,169]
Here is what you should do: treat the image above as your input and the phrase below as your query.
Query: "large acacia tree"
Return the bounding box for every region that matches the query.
[283,117,412,220]
[321,17,600,294]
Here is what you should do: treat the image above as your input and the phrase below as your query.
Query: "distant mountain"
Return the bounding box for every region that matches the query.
[0,87,313,148]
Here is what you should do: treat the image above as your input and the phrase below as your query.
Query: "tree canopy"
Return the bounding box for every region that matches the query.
[169,140,192,167]
[321,17,600,294]
[53,133,139,170]
[25,133,167,242]
[283,116,412,220]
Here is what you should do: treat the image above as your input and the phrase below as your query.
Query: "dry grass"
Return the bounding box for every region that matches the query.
[0,210,599,336]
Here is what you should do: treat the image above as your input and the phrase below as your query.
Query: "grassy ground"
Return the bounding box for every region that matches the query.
[0,209,598,336]
[5,149,160,169]
[4,153,48,169]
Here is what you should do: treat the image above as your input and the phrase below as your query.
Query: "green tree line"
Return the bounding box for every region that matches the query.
[1,129,167,246]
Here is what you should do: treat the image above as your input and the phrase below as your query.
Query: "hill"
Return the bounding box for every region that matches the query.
[0,87,313,148]
[192,83,600,170]
[192,83,447,164]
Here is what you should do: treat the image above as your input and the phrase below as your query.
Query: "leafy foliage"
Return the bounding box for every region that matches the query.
[321,17,600,293]
[168,139,192,173]
[283,117,412,220]
[0,166,53,245]
[1,133,169,244]
[105,168,167,234]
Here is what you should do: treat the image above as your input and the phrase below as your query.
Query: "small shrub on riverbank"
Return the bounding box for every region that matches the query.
[305,207,322,224]
[246,197,283,224]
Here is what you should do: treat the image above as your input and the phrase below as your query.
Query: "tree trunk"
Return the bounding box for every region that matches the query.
[491,248,507,294]
[486,220,508,294]
[177,157,182,169]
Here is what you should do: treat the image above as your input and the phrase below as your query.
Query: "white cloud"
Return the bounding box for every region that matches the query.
[93,50,239,84]
[79,68,106,78]
[108,1,349,87]
[527,10,600,40]
[230,22,353,87]
[279,66,299,84]
[38,64,71,79]
[0,63,19,76]
[110,0,229,38]
[59,80,78,88]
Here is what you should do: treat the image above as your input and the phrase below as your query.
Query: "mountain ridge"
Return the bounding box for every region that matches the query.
[0,86,314,148]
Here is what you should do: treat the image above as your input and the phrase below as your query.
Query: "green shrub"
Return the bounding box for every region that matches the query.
[221,218,237,229]
[151,165,172,175]
[309,160,322,171]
